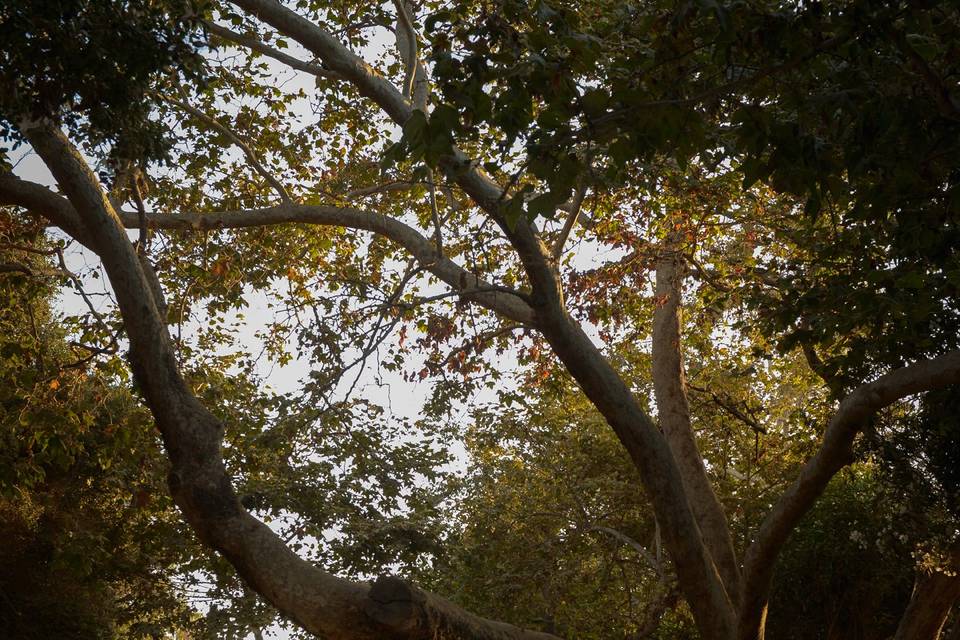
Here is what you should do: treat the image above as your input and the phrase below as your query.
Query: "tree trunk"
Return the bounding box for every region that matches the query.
[652,243,741,604]
[895,542,960,640]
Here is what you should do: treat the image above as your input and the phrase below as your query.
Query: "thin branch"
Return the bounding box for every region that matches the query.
[22,118,559,640]
[0,174,536,326]
[163,95,292,203]
[55,248,115,346]
[686,254,732,293]
[426,168,443,254]
[586,525,661,574]
[345,180,416,199]
[886,26,960,121]
[205,21,343,80]
[550,179,586,263]
[688,384,767,435]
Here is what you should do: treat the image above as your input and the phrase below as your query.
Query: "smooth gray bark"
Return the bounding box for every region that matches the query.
[6,2,960,637]
[652,248,741,604]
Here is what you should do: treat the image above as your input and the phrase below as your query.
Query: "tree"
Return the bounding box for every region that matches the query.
[0,217,201,639]
[1,0,959,638]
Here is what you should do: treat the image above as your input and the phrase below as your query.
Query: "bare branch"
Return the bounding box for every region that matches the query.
[550,179,586,263]
[427,167,443,254]
[0,171,94,248]
[122,204,532,325]
[227,2,737,633]
[0,173,534,325]
[20,119,559,640]
[688,384,767,435]
[587,525,660,574]
[652,244,741,604]
[392,0,417,101]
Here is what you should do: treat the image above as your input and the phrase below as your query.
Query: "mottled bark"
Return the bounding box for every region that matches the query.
[227,2,739,635]
[0,173,535,327]
[7,2,960,638]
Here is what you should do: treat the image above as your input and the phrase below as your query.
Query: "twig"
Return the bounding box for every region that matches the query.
[688,384,767,435]
[205,21,343,80]
[426,167,443,254]
[163,94,293,203]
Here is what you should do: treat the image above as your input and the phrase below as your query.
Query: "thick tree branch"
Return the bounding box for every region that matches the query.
[19,119,558,640]
[230,0,415,123]
[0,174,534,326]
[0,171,94,248]
[117,204,532,325]
[652,247,741,605]
[738,350,960,640]
[392,0,418,102]
[894,539,960,640]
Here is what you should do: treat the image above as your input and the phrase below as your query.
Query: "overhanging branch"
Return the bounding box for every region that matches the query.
[0,173,535,326]
[738,349,960,639]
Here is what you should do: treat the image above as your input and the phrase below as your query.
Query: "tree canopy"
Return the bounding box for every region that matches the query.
[0,0,959,638]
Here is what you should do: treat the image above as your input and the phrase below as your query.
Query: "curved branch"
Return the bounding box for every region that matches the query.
[738,349,960,640]
[0,173,534,326]
[230,0,414,124]
[20,120,557,640]
[227,2,735,635]
[117,204,533,325]
[0,171,93,248]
